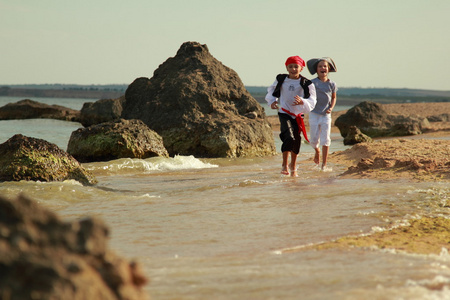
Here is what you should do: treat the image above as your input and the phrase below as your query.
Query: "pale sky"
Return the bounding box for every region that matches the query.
[1,0,449,90]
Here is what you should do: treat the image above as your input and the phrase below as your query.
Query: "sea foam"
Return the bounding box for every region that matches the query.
[85,155,218,175]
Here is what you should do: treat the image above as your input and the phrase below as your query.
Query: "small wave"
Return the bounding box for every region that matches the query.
[154,155,218,171]
[85,155,218,175]
[237,179,265,187]
[406,275,450,291]
[218,179,267,190]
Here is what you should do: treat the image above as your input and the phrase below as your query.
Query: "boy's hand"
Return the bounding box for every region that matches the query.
[270,102,279,109]
[293,95,304,105]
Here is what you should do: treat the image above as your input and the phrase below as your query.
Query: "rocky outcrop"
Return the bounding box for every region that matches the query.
[343,126,372,145]
[335,101,430,138]
[121,41,276,158]
[428,113,450,122]
[388,114,426,136]
[0,194,149,300]
[0,134,97,185]
[79,96,125,127]
[0,99,80,121]
[67,119,169,163]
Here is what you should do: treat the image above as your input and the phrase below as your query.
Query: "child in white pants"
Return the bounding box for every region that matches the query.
[306,57,338,171]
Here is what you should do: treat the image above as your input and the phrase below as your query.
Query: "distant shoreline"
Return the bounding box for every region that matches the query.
[0,86,124,100]
[1,85,450,104]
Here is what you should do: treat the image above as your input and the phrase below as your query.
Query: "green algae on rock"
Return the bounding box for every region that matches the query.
[0,134,97,185]
[67,119,169,163]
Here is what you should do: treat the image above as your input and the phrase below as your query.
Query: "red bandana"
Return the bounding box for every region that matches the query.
[285,56,305,67]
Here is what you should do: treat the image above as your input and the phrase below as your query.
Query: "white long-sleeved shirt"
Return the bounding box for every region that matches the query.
[265,77,317,116]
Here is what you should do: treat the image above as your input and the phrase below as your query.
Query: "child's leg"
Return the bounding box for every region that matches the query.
[281,151,290,175]
[289,151,298,177]
[321,115,332,170]
[309,113,321,164]
[314,147,320,165]
[322,145,329,168]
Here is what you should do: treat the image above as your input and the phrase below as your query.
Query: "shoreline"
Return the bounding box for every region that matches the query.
[268,102,450,182]
[283,217,450,256]
[269,102,450,255]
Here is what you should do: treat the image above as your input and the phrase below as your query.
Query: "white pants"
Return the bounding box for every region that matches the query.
[309,112,331,149]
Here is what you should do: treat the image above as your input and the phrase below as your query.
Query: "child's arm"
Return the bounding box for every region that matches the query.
[326,92,337,114]
[265,81,278,109]
[299,83,317,113]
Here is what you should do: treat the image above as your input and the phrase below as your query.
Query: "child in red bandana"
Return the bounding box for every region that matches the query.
[266,56,317,177]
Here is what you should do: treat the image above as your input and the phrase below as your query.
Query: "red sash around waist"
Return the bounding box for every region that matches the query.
[281,108,309,143]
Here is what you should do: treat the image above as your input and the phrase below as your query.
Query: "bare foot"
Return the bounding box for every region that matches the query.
[322,165,332,172]
[281,165,289,175]
[289,164,298,177]
[314,148,320,165]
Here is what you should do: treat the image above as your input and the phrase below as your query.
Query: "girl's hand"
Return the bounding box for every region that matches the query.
[271,102,279,109]
[293,95,304,105]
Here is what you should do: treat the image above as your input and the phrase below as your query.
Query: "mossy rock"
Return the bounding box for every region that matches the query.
[67,119,169,162]
[0,134,97,185]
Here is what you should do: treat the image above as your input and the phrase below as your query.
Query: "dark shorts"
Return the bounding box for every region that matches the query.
[278,112,301,154]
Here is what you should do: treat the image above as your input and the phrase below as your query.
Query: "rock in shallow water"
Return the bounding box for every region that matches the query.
[0,194,149,300]
[335,101,429,138]
[0,134,97,185]
[0,99,80,121]
[79,96,125,127]
[121,41,276,158]
[67,119,169,163]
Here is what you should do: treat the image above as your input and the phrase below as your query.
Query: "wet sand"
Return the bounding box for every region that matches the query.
[289,217,450,255]
[269,102,450,255]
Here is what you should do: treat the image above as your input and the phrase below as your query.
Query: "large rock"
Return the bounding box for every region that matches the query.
[0,134,97,185]
[0,99,80,121]
[0,194,149,300]
[343,126,373,145]
[67,119,169,162]
[121,41,276,158]
[335,101,429,138]
[79,96,125,127]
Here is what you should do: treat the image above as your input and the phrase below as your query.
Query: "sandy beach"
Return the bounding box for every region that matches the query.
[269,102,450,255]
[268,102,450,181]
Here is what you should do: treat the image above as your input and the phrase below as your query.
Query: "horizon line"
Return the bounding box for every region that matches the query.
[2,83,450,92]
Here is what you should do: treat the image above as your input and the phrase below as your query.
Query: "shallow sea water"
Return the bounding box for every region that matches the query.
[1,97,450,299]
